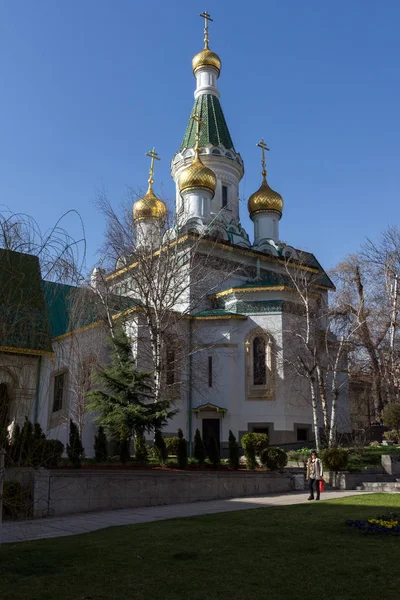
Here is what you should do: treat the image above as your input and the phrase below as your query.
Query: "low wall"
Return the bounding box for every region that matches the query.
[381,454,400,476]
[323,468,384,490]
[29,469,294,518]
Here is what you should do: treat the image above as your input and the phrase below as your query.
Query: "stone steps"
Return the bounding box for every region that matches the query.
[356,481,400,492]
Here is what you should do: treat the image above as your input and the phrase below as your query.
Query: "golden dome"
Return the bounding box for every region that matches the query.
[179,151,217,196]
[248,180,284,217]
[192,48,221,75]
[133,184,167,223]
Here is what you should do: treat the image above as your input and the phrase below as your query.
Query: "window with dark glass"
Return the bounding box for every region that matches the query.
[253,337,267,385]
[53,373,65,413]
[297,428,308,442]
[208,356,213,387]
[252,427,269,435]
[166,347,175,385]
[222,185,228,207]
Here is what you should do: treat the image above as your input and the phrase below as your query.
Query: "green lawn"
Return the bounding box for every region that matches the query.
[1,494,400,600]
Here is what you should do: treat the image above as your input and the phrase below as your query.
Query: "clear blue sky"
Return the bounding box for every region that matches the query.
[1,0,399,273]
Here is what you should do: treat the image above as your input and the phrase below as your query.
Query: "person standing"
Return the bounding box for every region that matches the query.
[306,450,323,500]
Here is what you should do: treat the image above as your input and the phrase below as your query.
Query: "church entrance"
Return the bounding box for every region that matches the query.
[0,383,10,441]
[202,418,220,451]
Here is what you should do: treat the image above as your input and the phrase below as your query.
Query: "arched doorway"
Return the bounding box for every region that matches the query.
[0,382,10,442]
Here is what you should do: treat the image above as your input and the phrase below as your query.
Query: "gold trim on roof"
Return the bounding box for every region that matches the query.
[0,346,54,357]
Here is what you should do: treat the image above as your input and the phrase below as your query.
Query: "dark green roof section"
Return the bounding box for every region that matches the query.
[180,94,235,151]
[43,281,139,339]
[192,308,246,318]
[0,249,52,352]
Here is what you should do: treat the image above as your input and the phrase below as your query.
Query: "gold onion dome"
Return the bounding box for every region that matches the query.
[248,180,284,217]
[192,48,221,75]
[133,184,166,223]
[179,150,217,196]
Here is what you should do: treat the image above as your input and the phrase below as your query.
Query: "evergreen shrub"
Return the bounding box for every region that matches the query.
[228,430,240,470]
[134,430,148,463]
[321,447,349,471]
[193,429,206,466]
[154,430,168,464]
[260,447,288,471]
[119,424,130,464]
[164,436,180,456]
[67,420,84,468]
[94,426,108,462]
[241,433,269,470]
[177,428,188,469]
[207,431,220,468]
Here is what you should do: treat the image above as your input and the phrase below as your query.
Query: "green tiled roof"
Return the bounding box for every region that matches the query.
[0,249,52,353]
[43,281,139,339]
[180,94,235,151]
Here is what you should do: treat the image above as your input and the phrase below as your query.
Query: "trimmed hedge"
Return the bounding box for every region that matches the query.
[241,433,269,471]
[321,448,349,471]
[260,447,287,471]
[164,436,180,456]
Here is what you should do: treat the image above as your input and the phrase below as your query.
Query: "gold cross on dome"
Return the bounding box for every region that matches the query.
[191,113,206,151]
[200,11,213,49]
[145,147,160,186]
[257,139,270,181]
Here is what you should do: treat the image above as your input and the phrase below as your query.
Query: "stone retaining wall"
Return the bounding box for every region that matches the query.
[20,469,293,518]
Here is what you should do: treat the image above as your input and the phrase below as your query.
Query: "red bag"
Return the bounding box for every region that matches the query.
[319,480,325,492]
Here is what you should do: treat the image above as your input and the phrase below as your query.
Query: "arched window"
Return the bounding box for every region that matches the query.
[0,383,9,432]
[253,337,267,385]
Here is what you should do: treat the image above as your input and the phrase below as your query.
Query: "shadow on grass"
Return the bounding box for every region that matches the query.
[1,494,400,600]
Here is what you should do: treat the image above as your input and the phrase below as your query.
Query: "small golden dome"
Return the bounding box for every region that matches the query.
[192,48,221,75]
[248,180,284,217]
[133,185,167,223]
[179,152,217,196]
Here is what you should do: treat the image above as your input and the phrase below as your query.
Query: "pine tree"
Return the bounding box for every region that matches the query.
[193,428,206,466]
[134,429,148,463]
[67,420,84,468]
[94,426,108,462]
[119,424,130,464]
[177,428,188,469]
[228,430,240,470]
[86,328,177,439]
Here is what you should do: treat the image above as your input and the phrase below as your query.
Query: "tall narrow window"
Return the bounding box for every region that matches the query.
[222,185,228,207]
[166,347,175,385]
[253,337,267,385]
[53,373,65,413]
[208,356,213,387]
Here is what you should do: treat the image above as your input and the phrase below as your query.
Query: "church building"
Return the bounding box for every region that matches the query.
[0,13,349,456]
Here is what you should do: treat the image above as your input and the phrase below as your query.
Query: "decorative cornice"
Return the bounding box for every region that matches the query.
[216,285,292,298]
[192,403,227,413]
[0,345,54,357]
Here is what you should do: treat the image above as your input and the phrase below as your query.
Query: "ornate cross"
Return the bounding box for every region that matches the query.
[257,138,270,181]
[191,113,206,151]
[145,147,160,185]
[200,11,213,49]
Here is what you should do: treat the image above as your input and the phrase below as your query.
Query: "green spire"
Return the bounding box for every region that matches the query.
[180,94,235,152]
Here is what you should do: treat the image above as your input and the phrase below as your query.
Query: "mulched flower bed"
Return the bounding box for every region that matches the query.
[346,513,400,535]
[52,464,266,473]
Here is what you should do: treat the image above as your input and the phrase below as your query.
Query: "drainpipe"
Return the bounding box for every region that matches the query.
[34,355,42,424]
[187,318,193,456]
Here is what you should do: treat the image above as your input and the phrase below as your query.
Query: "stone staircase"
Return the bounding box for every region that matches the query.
[356,476,400,492]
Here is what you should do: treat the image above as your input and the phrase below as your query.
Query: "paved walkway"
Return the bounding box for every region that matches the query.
[2,490,368,545]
